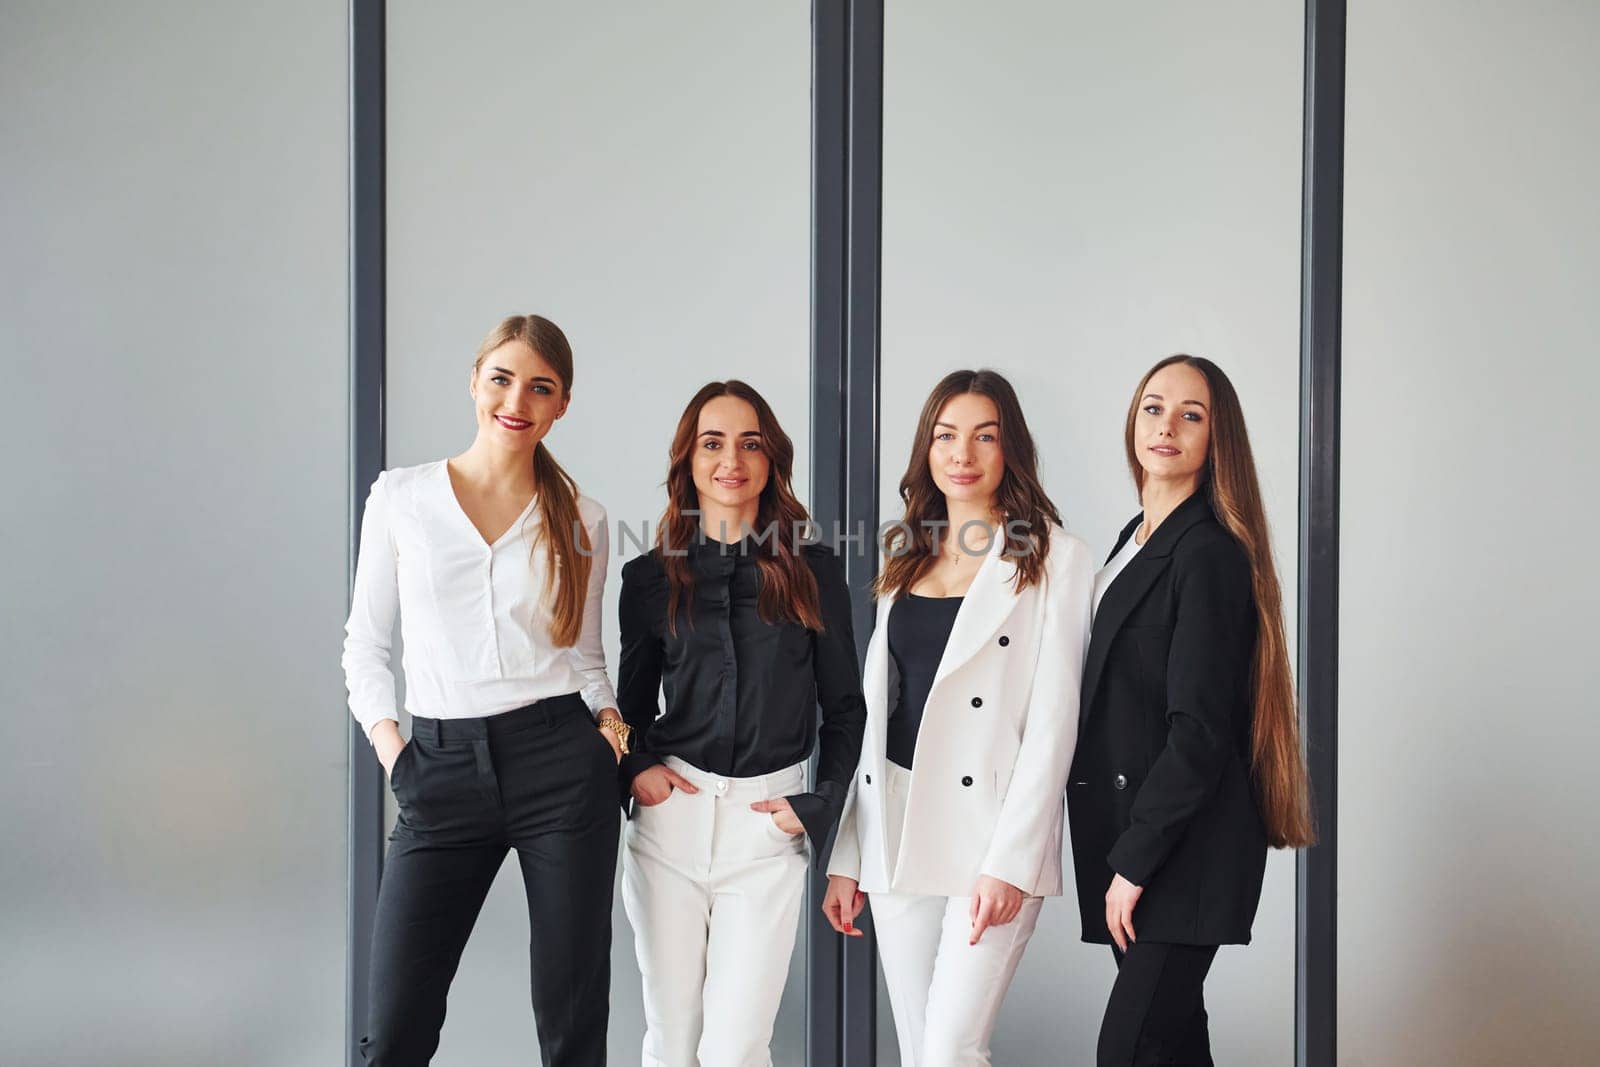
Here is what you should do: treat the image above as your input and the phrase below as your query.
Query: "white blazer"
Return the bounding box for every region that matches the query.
[826,524,1093,898]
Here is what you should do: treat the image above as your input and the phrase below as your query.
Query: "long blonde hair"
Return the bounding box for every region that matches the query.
[473,314,591,648]
[1125,355,1316,849]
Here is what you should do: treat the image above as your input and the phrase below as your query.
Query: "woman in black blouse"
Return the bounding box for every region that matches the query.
[616,380,867,1067]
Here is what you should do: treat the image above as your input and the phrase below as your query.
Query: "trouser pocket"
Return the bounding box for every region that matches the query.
[390,736,489,839]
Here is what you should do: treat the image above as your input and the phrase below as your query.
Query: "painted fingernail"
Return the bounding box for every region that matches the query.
[843,922,852,931]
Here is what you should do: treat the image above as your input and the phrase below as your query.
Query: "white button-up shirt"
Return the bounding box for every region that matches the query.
[342,460,617,738]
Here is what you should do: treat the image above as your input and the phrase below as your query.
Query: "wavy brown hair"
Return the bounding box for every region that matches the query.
[1125,354,1316,849]
[472,315,591,648]
[656,381,822,635]
[876,369,1061,598]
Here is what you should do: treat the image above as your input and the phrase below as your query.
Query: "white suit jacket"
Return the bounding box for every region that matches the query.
[827,524,1093,898]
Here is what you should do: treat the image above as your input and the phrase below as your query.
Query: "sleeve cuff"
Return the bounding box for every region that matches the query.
[1105,824,1165,887]
[618,751,663,811]
[978,853,1043,895]
[582,683,619,719]
[825,816,861,880]
[361,715,399,745]
[787,782,847,862]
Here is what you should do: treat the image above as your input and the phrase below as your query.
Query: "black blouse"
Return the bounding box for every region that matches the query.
[885,593,963,769]
[616,534,868,851]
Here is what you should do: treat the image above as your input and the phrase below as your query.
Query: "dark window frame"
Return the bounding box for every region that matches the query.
[347,2,1341,1062]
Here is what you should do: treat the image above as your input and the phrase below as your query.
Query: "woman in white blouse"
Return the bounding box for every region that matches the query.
[343,314,625,1067]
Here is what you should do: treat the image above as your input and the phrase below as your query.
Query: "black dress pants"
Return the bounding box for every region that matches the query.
[362,694,620,1067]
[1097,941,1220,1066]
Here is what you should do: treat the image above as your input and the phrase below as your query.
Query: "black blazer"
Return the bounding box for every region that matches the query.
[1067,489,1267,946]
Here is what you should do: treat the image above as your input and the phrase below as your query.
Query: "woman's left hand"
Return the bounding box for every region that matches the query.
[970,875,1025,944]
[750,797,804,835]
[1105,873,1143,952]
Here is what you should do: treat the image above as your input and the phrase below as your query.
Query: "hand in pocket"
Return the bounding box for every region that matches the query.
[749,797,803,834]
[631,764,699,807]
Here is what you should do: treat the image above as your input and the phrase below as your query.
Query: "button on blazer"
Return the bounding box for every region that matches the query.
[1067,490,1268,946]
[827,524,1093,898]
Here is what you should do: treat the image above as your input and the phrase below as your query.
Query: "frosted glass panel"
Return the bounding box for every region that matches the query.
[0,2,349,1063]
[1341,3,1600,1063]
[879,2,1303,1062]
[386,2,811,1061]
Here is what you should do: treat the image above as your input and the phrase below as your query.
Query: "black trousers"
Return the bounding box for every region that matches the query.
[362,694,621,1067]
[1097,941,1220,1066]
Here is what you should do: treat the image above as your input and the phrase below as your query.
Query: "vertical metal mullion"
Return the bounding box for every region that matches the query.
[808,2,850,1064]
[841,1,884,1064]
[810,2,884,1063]
[347,0,386,1063]
[1296,1,1344,1065]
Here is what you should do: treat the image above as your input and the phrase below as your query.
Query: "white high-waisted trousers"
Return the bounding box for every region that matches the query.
[622,755,809,1067]
[870,760,1043,1067]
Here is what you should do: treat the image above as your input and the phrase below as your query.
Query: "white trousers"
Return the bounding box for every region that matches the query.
[622,756,809,1067]
[870,761,1043,1067]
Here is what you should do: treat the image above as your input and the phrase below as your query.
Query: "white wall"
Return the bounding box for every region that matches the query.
[383,2,812,1062]
[879,2,1304,1062]
[0,1,349,1062]
[1340,3,1600,1063]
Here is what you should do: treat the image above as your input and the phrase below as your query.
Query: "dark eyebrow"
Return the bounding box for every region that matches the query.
[1143,393,1207,410]
[489,367,558,386]
[699,429,764,438]
[934,420,1000,430]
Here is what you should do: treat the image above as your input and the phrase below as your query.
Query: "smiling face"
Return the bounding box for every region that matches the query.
[1134,361,1212,487]
[469,340,569,453]
[928,391,1005,509]
[691,394,771,521]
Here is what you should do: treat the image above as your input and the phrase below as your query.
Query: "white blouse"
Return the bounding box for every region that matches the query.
[1092,523,1146,620]
[342,460,618,739]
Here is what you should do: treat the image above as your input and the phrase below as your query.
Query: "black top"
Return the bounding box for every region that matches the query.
[1067,489,1266,947]
[616,534,867,852]
[885,593,963,769]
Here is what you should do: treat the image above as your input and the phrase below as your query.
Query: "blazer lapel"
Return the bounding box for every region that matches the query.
[1078,491,1217,736]
[929,529,1017,693]
[862,591,896,755]
[1078,554,1170,734]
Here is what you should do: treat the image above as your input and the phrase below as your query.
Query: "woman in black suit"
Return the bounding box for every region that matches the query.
[1068,355,1316,1066]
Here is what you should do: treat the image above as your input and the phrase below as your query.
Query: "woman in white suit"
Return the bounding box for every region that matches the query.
[822,369,1094,1066]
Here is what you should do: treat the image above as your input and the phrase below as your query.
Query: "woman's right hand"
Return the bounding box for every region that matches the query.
[371,720,406,778]
[630,763,699,807]
[823,875,865,937]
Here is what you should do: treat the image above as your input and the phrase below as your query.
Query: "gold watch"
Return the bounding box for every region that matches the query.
[598,716,632,756]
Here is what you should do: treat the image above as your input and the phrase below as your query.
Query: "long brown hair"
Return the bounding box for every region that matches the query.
[876,369,1061,598]
[472,314,591,648]
[1125,354,1316,849]
[656,381,822,634]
